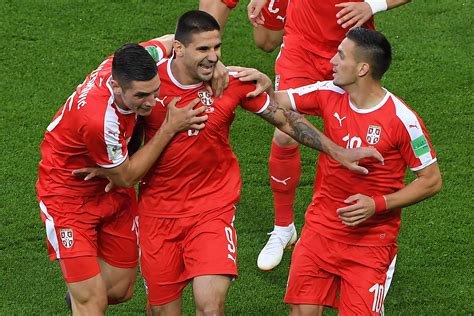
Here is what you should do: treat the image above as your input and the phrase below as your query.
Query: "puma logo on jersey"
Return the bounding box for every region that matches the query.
[276,15,285,22]
[333,112,346,127]
[409,123,419,129]
[271,176,291,185]
[155,96,167,107]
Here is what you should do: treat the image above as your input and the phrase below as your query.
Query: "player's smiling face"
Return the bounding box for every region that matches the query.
[114,74,161,116]
[182,30,222,82]
[330,38,360,87]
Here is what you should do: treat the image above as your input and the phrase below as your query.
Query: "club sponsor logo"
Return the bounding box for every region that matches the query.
[366,125,382,145]
[60,228,74,249]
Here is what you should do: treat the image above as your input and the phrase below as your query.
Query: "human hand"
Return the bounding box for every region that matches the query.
[227,66,272,97]
[206,60,229,98]
[163,97,208,134]
[247,0,267,27]
[337,194,376,226]
[332,147,384,174]
[335,2,373,29]
[72,167,115,192]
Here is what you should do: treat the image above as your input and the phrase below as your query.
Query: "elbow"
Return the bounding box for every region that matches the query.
[426,175,442,198]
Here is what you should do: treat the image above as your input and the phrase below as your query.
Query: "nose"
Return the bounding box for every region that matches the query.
[207,49,218,63]
[144,94,156,107]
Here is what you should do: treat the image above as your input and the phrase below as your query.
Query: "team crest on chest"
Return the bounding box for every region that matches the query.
[198,90,215,113]
[60,228,74,248]
[366,125,382,145]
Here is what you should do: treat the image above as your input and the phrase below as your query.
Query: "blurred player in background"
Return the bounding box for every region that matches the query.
[200,0,287,52]
[251,0,412,271]
[36,40,206,315]
[271,27,441,315]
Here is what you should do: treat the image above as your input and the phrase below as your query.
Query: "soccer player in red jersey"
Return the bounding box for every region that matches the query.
[36,40,207,315]
[270,27,441,315]
[135,11,383,316]
[255,0,412,271]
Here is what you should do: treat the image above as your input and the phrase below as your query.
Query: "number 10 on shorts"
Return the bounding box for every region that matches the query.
[369,283,385,313]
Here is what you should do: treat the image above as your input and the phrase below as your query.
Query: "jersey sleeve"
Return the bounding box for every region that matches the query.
[140,39,168,62]
[286,81,344,116]
[83,105,129,169]
[394,104,437,171]
[229,75,270,113]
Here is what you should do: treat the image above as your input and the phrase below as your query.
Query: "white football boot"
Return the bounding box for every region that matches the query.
[257,223,297,271]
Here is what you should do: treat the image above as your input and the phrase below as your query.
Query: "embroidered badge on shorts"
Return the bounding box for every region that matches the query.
[60,228,74,248]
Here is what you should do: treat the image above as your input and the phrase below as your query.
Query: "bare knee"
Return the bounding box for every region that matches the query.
[195,299,225,316]
[106,272,136,303]
[273,128,298,146]
[68,278,108,315]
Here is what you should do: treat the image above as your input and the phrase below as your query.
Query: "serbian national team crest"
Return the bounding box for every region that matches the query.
[366,125,382,145]
[60,228,74,248]
[198,90,215,113]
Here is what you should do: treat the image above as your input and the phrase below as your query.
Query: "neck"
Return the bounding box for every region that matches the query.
[113,92,129,111]
[170,59,201,86]
[345,79,386,110]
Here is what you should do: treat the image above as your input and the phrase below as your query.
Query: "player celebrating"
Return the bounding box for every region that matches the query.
[36,41,207,315]
[135,11,383,315]
[270,27,441,315]
[256,0,412,271]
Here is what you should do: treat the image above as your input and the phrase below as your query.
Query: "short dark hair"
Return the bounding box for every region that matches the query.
[112,43,157,90]
[175,10,220,45]
[346,27,392,80]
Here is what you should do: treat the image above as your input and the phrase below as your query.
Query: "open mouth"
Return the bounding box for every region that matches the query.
[199,63,215,73]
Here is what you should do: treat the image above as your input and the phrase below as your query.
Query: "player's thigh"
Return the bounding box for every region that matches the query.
[284,240,339,308]
[339,244,398,315]
[63,257,108,311]
[253,27,284,52]
[139,215,190,306]
[98,191,138,271]
[192,275,232,311]
[199,0,236,27]
[184,206,238,279]
[98,258,137,301]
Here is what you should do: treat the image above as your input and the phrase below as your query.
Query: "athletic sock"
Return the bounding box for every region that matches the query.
[269,141,301,226]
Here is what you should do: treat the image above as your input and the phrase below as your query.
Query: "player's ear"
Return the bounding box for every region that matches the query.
[358,62,370,78]
[173,40,185,57]
[111,79,123,96]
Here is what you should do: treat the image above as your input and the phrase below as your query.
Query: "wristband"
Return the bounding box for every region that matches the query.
[365,0,388,14]
[372,195,387,213]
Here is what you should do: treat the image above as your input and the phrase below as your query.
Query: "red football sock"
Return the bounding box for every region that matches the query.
[269,141,301,226]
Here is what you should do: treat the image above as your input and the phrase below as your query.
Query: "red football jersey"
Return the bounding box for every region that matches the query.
[284,0,375,58]
[138,59,270,218]
[287,81,437,246]
[37,40,166,197]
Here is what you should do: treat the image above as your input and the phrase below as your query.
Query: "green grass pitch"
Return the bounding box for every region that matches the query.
[0,0,472,314]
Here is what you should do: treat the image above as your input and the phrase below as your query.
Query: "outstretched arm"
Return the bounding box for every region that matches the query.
[337,162,442,226]
[260,91,384,174]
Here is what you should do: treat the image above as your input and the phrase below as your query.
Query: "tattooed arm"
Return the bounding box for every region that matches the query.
[258,91,384,174]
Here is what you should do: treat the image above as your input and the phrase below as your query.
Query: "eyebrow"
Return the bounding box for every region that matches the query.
[133,86,160,97]
[196,42,222,50]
